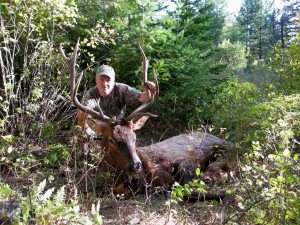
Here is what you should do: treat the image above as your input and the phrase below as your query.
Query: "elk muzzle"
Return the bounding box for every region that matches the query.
[130,161,142,173]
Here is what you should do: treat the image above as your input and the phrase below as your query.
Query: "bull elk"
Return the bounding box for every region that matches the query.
[59,40,233,201]
[59,38,157,173]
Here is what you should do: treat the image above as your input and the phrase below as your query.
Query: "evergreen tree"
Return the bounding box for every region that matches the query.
[280,0,300,48]
[236,0,273,59]
[268,8,282,46]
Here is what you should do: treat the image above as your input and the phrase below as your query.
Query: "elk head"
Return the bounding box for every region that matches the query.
[59,38,158,174]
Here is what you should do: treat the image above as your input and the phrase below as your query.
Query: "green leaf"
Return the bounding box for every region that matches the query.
[195,168,201,177]
[283,149,291,158]
[226,189,235,195]
[1,135,13,143]
[183,185,191,195]
[0,184,11,198]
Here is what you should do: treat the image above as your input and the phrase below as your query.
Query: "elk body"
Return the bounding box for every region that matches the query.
[59,40,233,200]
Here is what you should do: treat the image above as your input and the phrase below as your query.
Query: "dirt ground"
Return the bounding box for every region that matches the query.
[97,194,235,225]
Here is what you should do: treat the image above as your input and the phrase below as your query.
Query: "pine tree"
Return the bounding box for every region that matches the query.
[280,0,300,48]
[237,0,273,59]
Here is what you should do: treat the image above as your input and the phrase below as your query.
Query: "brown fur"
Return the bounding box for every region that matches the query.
[86,119,234,200]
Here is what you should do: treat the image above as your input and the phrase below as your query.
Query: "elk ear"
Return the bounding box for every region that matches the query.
[130,116,149,130]
[86,118,108,134]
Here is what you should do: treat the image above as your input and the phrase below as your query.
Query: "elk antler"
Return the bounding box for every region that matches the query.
[126,45,158,121]
[59,38,114,123]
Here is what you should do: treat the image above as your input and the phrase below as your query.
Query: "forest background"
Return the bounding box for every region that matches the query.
[0,0,300,224]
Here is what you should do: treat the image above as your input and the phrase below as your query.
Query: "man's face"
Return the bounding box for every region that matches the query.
[96,75,115,96]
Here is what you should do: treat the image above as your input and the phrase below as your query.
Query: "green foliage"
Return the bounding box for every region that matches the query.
[233,95,300,224]
[235,94,299,150]
[212,80,263,141]
[235,57,278,90]
[43,144,70,167]
[0,135,70,174]
[236,0,274,59]
[171,182,192,202]
[212,39,247,74]
[171,168,206,202]
[0,134,14,151]
[40,122,60,141]
[0,180,103,224]
[267,32,300,94]
[280,1,300,43]
[211,89,300,223]
[0,135,22,172]
[0,0,78,138]
[155,3,229,128]
[212,73,300,146]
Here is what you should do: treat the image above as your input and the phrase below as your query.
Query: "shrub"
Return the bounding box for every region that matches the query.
[227,94,300,224]
[0,179,103,224]
[211,80,263,142]
[43,144,70,167]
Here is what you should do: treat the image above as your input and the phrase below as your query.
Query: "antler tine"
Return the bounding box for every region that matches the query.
[139,44,151,98]
[153,68,159,97]
[126,45,158,121]
[140,44,159,99]
[59,38,113,123]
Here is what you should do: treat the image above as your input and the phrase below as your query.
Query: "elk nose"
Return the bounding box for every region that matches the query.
[131,162,142,173]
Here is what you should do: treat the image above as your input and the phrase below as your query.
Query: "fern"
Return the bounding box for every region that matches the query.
[91,201,103,224]
[54,186,66,206]
[41,187,55,203]
[36,179,47,197]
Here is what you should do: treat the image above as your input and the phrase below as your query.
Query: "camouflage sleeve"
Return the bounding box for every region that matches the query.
[117,83,141,105]
[81,86,99,110]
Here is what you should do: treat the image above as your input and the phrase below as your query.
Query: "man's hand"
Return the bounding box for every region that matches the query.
[143,81,157,96]
[139,81,157,103]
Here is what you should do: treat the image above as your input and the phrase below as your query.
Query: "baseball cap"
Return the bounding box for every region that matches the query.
[96,65,115,79]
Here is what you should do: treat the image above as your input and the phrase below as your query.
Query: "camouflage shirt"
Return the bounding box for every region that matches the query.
[82,82,141,118]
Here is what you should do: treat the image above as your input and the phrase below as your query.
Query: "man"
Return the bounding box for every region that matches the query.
[77,65,157,137]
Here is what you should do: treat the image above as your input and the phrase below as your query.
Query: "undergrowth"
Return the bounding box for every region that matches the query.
[213,88,300,224]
